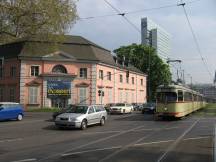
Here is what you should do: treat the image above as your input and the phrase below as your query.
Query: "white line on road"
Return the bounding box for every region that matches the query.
[37,124,146,161]
[184,136,211,141]
[61,146,121,157]
[0,138,23,143]
[11,158,37,162]
[98,124,172,162]
[157,119,200,162]
[134,140,175,146]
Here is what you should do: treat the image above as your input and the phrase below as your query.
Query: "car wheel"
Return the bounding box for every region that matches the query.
[81,120,87,130]
[100,117,105,126]
[17,114,23,121]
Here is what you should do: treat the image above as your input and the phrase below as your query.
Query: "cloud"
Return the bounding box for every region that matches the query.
[71,0,216,83]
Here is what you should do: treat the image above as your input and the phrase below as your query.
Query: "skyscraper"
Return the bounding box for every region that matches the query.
[141,17,171,58]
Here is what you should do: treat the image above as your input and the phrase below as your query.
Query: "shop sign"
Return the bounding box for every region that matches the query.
[47,80,71,98]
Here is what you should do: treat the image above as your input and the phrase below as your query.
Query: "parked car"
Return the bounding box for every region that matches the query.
[0,102,24,121]
[110,103,133,114]
[141,102,156,114]
[55,104,107,130]
[131,103,139,111]
[52,104,75,120]
[104,103,115,113]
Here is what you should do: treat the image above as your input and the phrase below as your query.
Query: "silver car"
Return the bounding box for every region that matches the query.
[55,105,107,130]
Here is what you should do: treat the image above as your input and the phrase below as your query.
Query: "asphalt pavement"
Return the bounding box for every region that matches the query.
[0,110,215,162]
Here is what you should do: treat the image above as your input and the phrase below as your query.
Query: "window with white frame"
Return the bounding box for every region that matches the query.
[99,70,103,80]
[29,87,38,104]
[125,91,128,102]
[126,76,129,84]
[131,92,135,103]
[107,72,111,81]
[79,87,87,104]
[108,88,113,103]
[132,77,134,84]
[80,68,87,78]
[119,90,123,103]
[120,74,123,83]
[141,79,143,85]
[31,66,39,76]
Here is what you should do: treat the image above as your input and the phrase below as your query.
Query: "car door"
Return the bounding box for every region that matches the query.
[94,106,102,123]
[86,106,96,125]
[0,105,10,120]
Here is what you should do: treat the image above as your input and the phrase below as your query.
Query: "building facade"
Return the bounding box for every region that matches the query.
[0,35,147,109]
[141,17,171,58]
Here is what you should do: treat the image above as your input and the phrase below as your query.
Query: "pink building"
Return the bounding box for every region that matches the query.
[0,35,147,109]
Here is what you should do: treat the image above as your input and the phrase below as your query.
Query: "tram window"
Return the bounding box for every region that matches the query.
[185,92,192,101]
[157,92,177,102]
[178,91,183,102]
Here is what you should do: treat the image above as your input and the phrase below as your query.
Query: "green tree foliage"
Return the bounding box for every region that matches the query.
[0,0,78,44]
[114,44,172,101]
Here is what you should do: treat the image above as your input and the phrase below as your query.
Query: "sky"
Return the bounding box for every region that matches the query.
[70,0,216,84]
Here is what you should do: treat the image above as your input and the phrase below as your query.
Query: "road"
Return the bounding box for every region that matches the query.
[0,111,215,162]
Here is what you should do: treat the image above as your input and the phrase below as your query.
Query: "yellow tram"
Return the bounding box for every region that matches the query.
[156,84,206,118]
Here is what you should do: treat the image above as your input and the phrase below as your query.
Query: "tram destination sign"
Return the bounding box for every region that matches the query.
[47,80,71,98]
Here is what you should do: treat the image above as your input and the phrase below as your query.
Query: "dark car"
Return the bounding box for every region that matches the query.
[52,104,75,120]
[104,103,115,113]
[132,103,139,111]
[141,102,156,114]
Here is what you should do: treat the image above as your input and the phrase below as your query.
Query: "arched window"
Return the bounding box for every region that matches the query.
[52,65,67,74]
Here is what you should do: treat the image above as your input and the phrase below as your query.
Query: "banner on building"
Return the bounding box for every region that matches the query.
[47,80,71,98]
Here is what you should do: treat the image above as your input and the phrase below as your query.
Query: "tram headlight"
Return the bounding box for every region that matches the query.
[164,107,168,111]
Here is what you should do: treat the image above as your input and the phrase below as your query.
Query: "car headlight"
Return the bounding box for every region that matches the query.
[55,117,61,121]
[69,117,79,122]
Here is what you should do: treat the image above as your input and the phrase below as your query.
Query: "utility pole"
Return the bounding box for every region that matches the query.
[167,59,182,84]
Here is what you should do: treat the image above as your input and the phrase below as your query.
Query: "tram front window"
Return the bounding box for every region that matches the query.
[157,92,177,103]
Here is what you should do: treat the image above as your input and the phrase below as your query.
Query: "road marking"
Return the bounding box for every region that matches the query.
[184,136,211,141]
[37,125,146,161]
[0,138,23,143]
[98,124,172,162]
[61,146,121,157]
[157,119,199,162]
[81,127,179,135]
[83,130,121,135]
[134,140,175,146]
[11,158,37,162]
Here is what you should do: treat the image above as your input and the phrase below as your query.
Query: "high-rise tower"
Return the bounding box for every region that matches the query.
[141,17,171,58]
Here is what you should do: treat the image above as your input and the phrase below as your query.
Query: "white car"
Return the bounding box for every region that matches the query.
[110,103,133,114]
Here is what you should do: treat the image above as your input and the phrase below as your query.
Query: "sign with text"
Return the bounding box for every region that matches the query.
[47,81,71,98]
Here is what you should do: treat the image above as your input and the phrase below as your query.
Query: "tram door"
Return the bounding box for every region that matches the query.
[51,98,68,109]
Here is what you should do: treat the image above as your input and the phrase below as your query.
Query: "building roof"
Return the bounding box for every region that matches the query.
[0,35,145,75]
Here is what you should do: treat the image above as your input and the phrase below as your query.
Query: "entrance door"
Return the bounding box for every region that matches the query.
[51,98,68,109]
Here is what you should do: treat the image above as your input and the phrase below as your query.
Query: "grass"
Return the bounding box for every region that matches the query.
[26,107,60,112]
[194,103,216,116]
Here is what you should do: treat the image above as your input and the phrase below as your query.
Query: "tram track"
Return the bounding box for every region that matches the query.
[156,118,201,162]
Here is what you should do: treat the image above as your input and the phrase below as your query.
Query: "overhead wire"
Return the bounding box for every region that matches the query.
[178,1,213,79]
[103,0,141,33]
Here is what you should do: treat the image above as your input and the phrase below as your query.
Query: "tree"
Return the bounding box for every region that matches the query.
[114,44,172,101]
[0,0,78,44]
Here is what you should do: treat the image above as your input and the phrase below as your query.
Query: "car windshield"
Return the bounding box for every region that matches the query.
[66,106,88,114]
[144,103,155,106]
[115,103,125,106]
